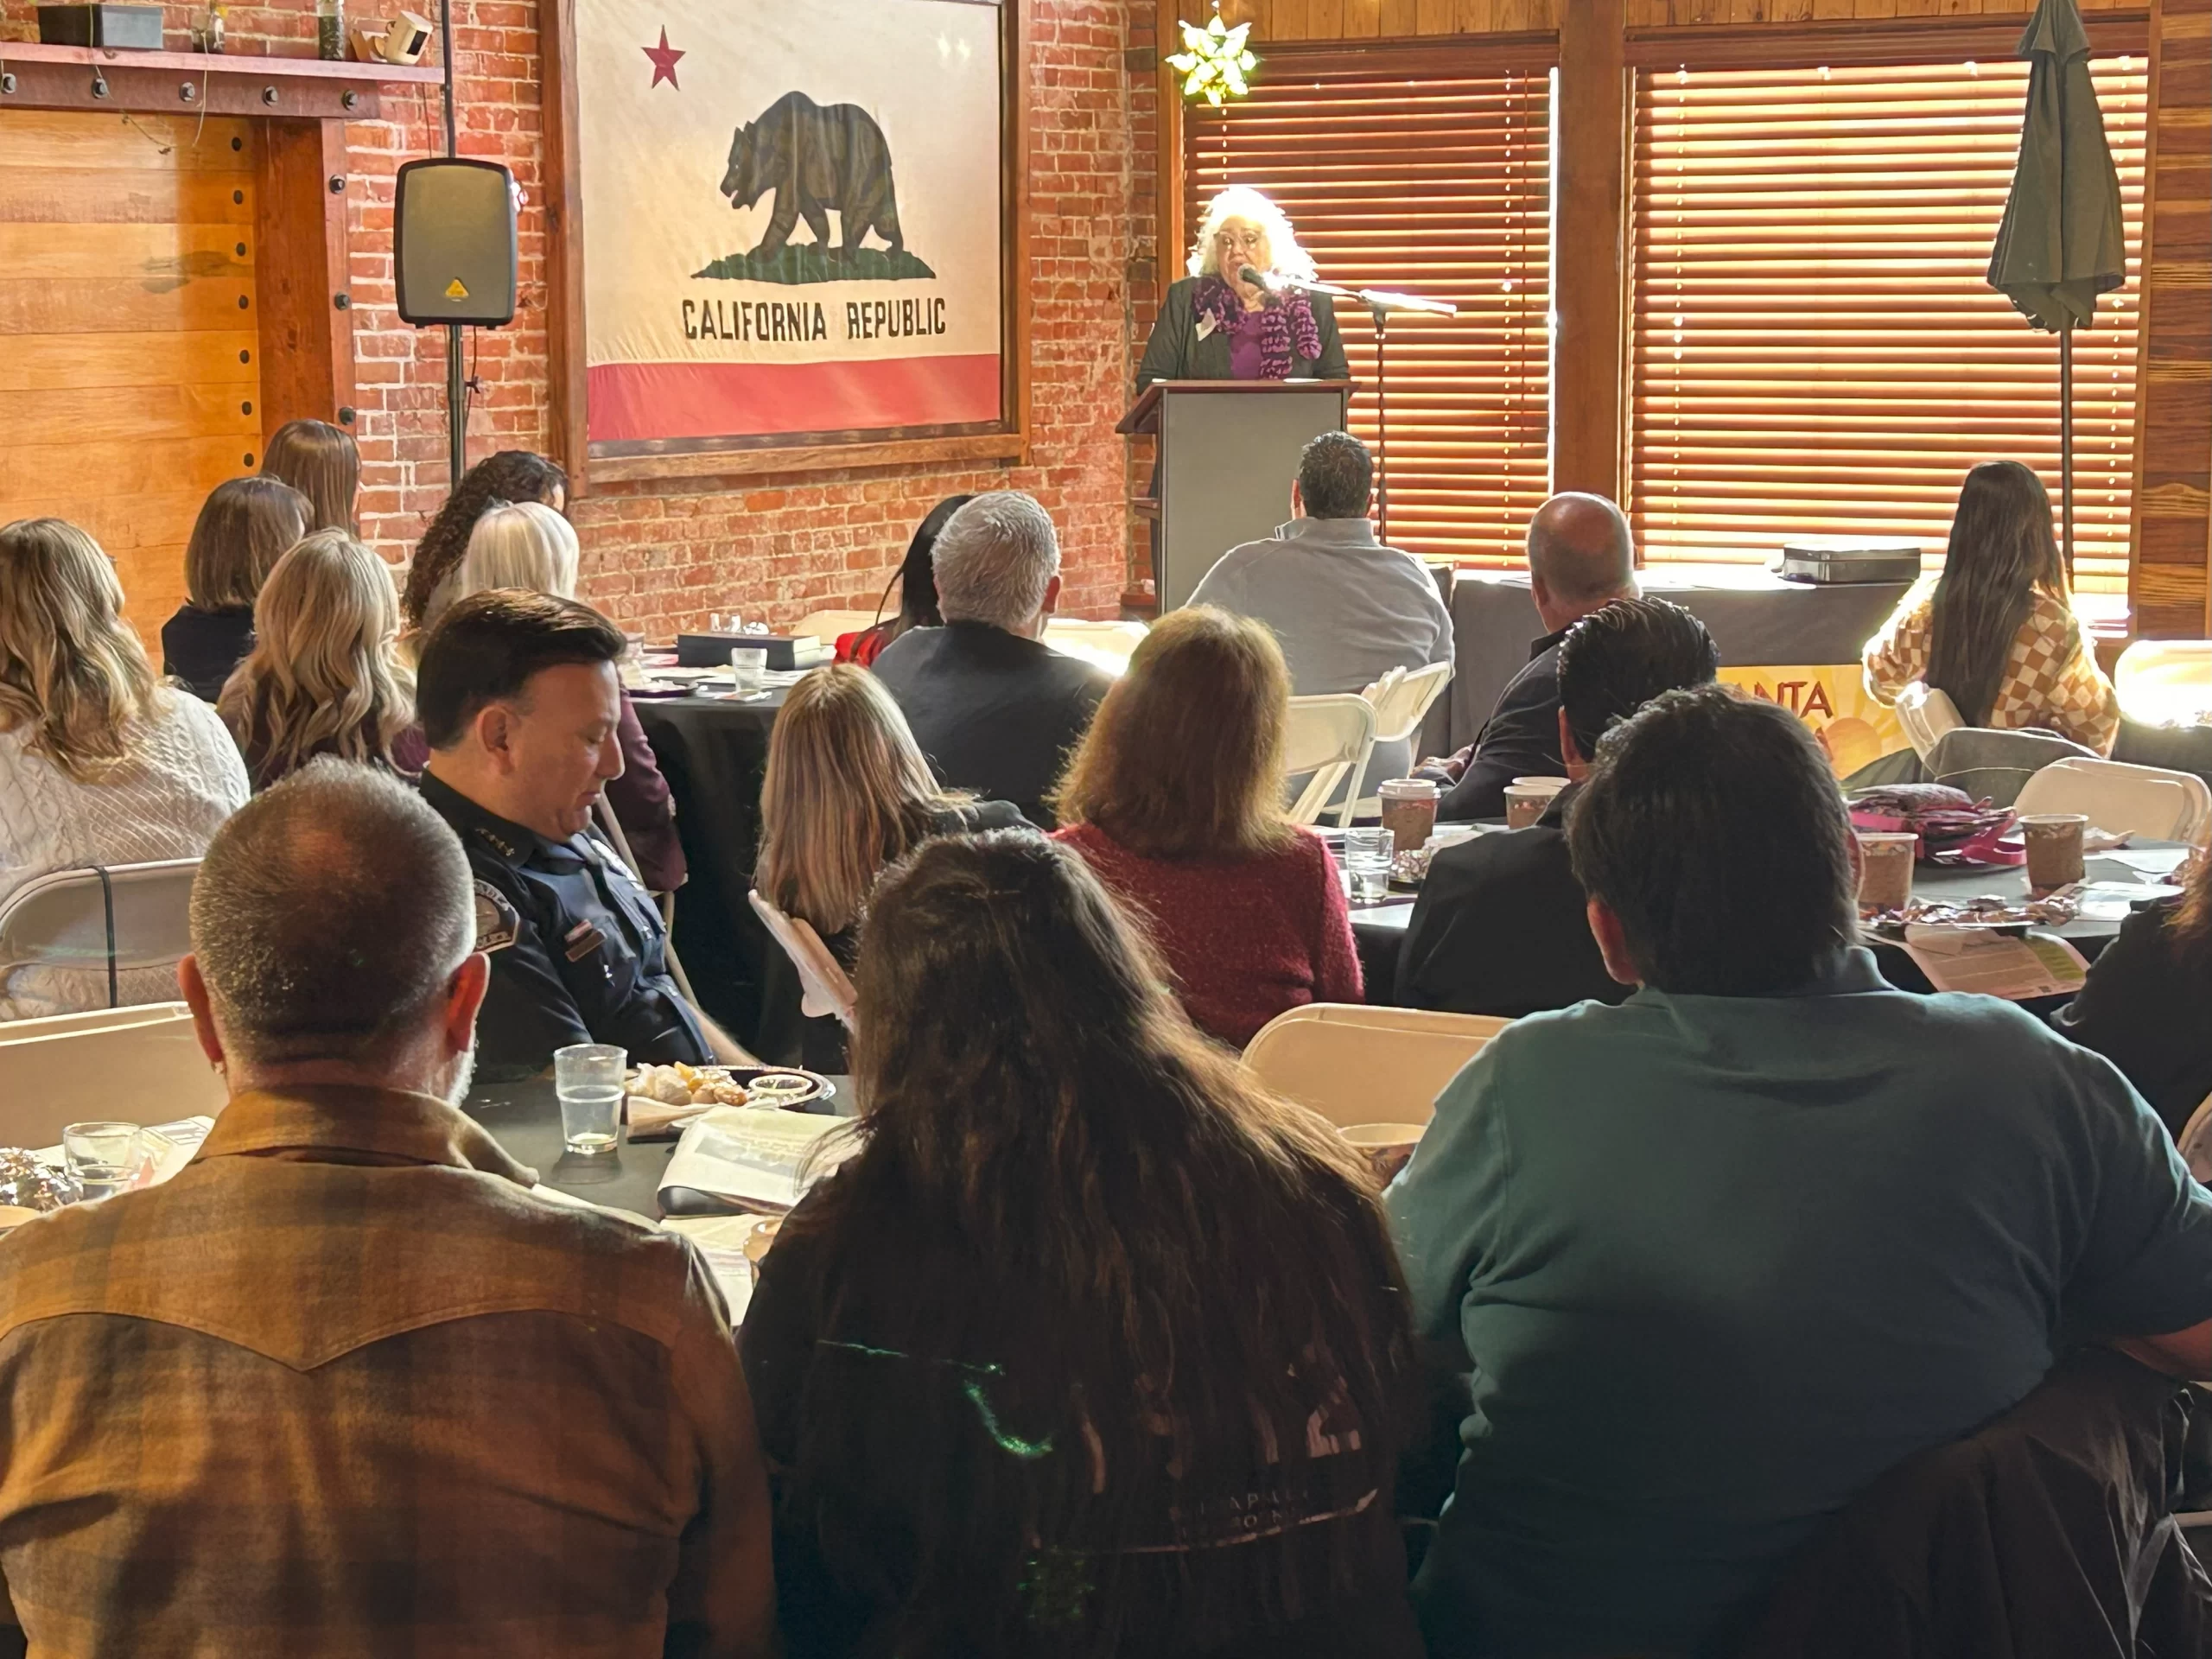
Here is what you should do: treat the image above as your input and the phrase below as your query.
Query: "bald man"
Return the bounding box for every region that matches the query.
[1437,493,1639,821]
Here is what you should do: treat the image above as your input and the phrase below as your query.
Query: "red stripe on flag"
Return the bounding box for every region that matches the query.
[587,355,1002,443]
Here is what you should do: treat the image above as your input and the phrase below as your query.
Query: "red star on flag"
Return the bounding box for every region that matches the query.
[643,27,684,90]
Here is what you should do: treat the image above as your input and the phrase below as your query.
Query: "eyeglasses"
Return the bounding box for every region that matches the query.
[1214,228,1265,252]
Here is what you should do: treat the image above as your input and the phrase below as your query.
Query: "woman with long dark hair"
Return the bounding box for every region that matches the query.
[400,449,569,630]
[1863,460,2118,753]
[837,493,974,667]
[740,830,1421,1659]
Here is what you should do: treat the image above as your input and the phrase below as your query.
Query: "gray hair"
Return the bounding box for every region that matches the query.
[1528,492,1638,608]
[189,760,474,1065]
[931,492,1062,632]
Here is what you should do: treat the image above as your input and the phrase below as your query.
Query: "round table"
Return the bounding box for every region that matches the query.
[1348,831,2186,1007]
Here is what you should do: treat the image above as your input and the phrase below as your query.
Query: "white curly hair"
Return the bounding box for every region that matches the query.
[1185,186,1318,283]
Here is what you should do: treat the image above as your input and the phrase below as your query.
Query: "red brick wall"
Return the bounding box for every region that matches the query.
[1,0,1158,634]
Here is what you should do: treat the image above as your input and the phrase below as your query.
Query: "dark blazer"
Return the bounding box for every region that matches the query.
[871,620,1113,829]
[160,604,256,703]
[1438,629,1568,822]
[1396,785,1627,1019]
[2053,895,2212,1139]
[1136,275,1351,391]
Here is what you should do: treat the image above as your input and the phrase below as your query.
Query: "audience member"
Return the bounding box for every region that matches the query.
[401,449,569,631]
[416,589,749,1079]
[756,663,1026,1069]
[217,531,412,791]
[1398,597,1717,1017]
[1864,459,2119,754]
[1188,431,1452,791]
[0,518,248,1020]
[741,831,1420,1658]
[838,493,973,666]
[160,476,311,701]
[1054,606,1361,1047]
[2054,848,2212,1139]
[0,764,775,1656]
[410,499,685,893]
[261,417,361,534]
[1427,493,1639,820]
[872,491,1112,827]
[1388,686,2212,1659]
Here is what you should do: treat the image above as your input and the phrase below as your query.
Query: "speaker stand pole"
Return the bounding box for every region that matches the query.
[440,0,466,491]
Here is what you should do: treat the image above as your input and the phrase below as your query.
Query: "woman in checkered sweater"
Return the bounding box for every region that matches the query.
[1862,460,2120,755]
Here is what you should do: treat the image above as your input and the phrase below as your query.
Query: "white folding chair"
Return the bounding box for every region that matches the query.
[1242,1002,1510,1129]
[1895,682,1963,763]
[1283,695,1378,830]
[747,890,859,1032]
[0,1001,224,1149]
[591,794,699,1003]
[2115,639,2212,730]
[0,859,200,1013]
[2178,1093,2212,1186]
[2013,755,2212,845]
[1352,661,1457,817]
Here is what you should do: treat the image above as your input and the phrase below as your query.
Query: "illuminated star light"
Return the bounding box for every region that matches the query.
[643,26,684,90]
[1165,8,1256,107]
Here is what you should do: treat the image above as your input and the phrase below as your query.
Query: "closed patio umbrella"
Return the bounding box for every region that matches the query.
[1986,0,2126,576]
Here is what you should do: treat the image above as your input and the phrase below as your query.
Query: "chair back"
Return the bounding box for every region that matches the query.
[1242,1002,1510,1129]
[1894,683,1962,762]
[1282,695,1378,829]
[0,1001,224,1149]
[747,890,859,1031]
[0,860,200,1009]
[2013,755,2212,844]
[1924,726,2099,810]
[1353,661,1456,817]
[2114,639,2212,730]
[2177,1094,2212,1185]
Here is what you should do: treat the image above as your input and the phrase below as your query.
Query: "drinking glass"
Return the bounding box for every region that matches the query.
[730,647,769,695]
[62,1121,143,1202]
[555,1044,626,1155]
[1343,827,1394,904]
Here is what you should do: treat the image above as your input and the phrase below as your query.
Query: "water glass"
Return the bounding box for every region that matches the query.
[62,1121,143,1202]
[555,1043,626,1155]
[729,646,769,695]
[1343,826,1394,904]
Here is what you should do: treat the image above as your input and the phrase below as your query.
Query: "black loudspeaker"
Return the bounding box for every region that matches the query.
[394,157,518,327]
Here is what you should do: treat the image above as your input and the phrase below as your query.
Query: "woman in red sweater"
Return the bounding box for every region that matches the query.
[1053,605,1362,1047]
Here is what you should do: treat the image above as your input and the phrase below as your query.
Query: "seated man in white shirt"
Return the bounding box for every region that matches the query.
[1187,431,1453,791]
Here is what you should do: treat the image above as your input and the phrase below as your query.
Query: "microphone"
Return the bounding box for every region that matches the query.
[1237,264,1277,292]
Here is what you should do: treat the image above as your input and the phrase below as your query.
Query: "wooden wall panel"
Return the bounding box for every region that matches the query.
[2129,0,2212,637]
[0,111,263,645]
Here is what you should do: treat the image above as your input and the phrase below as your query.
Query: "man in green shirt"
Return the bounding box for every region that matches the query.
[1389,686,2212,1658]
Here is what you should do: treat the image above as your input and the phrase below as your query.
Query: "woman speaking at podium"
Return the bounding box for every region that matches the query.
[1137,187,1349,391]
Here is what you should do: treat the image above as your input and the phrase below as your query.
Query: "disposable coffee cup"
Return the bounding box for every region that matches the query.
[1855,831,1916,912]
[1341,1122,1425,1185]
[1511,775,1570,792]
[1377,777,1440,853]
[2020,813,2088,892]
[1503,785,1550,830]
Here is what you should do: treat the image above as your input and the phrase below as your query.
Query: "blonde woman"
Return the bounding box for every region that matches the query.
[219,532,413,790]
[411,498,685,891]
[1135,185,1348,391]
[160,476,312,702]
[0,518,249,1020]
[756,663,1026,1067]
[262,418,362,535]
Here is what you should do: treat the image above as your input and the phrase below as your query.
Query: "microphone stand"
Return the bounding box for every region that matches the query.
[1251,269,1457,545]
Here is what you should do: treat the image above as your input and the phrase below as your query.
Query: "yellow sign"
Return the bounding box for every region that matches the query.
[1717,664,1907,779]
[445,277,470,300]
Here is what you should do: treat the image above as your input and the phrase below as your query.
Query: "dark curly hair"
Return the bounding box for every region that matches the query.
[401,450,568,626]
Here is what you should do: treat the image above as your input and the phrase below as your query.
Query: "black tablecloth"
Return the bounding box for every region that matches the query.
[630,691,795,1052]
[1444,567,1913,755]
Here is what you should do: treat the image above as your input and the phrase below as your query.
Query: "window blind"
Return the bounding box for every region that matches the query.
[1630,57,2148,593]
[1184,51,1553,567]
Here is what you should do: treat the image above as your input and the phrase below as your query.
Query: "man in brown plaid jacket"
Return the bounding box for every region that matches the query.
[0,762,777,1657]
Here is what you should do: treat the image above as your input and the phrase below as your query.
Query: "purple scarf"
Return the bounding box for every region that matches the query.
[1192,275,1322,380]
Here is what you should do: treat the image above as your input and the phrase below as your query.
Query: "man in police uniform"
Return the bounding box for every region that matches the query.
[416,588,757,1081]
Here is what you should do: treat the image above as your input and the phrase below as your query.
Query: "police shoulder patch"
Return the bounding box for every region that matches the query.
[473,879,521,953]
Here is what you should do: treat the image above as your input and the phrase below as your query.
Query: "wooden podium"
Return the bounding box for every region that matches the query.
[1117,379,1355,613]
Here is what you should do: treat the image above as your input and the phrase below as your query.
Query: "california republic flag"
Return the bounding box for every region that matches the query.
[575,0,1005,445]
